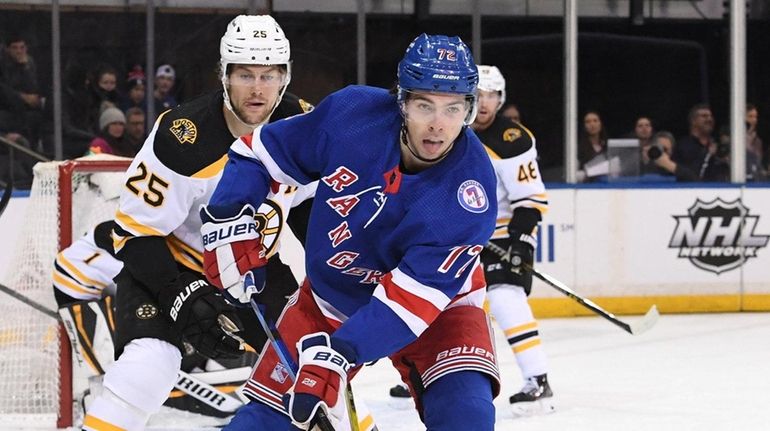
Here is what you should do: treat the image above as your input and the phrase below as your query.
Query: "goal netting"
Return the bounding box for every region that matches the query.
[0,156,131,428]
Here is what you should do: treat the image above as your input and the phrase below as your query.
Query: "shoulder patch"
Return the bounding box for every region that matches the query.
[298,98,314,113]
[457,180,489,213]
[169,118,198,144]
[502,127,522,143]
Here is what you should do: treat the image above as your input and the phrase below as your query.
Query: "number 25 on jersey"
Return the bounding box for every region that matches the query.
[125,162,169,207]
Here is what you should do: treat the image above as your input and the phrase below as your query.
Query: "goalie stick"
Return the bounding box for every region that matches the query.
[485,242,659,335]
[0,281,245,413]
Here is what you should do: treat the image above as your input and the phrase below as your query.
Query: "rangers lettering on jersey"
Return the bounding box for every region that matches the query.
[322,166,358,192]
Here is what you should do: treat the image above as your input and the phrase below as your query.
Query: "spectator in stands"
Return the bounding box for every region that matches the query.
[746,104,764,173]
[716,124,765,182]
[0,34,43,146]
[501,103,520,123]
[640,131,678,180]
[632,116,654,147]
[62,62,97,158]
[153,64,177,118]
[577,110,608,171]
[87,106,135,157]
[119,65,147,115]
[673,103,728,182]
[90,64,120,114]
[123,107,145,151]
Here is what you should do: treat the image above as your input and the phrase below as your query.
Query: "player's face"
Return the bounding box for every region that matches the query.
[227,64,285,125]
[402,91,469,166]
[473,90,501,130]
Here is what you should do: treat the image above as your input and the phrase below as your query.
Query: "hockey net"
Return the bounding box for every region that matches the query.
[0,156,131,428]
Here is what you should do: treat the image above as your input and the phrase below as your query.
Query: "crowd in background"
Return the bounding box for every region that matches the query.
[1,34,178,187]
[574,103,767,182]
[1,33,768,188]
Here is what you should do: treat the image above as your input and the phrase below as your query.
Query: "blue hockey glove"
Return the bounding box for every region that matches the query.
[282,333,356,430]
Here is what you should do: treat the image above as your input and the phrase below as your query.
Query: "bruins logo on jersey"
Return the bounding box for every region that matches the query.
[254,200,284,258]
[136,303,158,320]
[170,118,198,144]
[298,98,314,113]
[502,127,522,143]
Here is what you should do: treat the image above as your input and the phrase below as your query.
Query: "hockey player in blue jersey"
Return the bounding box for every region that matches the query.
[201,34,500,430]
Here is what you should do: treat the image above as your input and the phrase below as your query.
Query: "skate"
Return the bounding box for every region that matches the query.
[387,383,413,410]
[509,374,556,417]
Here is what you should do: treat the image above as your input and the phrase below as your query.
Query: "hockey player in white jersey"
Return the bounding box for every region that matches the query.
[77,16,318,431]
[472,65,554,416]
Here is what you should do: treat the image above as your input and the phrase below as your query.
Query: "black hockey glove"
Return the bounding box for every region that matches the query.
[506,231,536,295]
[158,272,245,359]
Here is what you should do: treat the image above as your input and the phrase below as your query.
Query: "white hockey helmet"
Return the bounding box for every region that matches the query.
[220,15,292,124]
[477,65,506,110]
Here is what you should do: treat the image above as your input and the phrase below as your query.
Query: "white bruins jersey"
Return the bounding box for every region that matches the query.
[54,221,121,301]
[475,117,548,239]
[113,91,315,273]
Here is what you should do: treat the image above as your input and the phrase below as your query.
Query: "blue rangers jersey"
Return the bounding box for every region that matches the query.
[211,86,497,363]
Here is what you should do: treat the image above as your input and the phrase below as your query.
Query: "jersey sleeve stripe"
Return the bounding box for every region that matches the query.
[57,254,109,288]
[53,272,101,298]
[372,287,429,337]
[192,153,229,179]
[115,209,165,237]
[390,268,452,309]
[372,271,448,336]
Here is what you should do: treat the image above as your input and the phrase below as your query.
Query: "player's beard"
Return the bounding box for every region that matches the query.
[232,103,270,127]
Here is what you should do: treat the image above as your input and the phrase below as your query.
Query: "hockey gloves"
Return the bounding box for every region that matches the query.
[201,204,268,305]
[158,272,245,359]
[283,333,356,430]
[506,231,536,295]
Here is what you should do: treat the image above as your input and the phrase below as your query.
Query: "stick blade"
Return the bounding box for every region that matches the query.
[630,305,660,335]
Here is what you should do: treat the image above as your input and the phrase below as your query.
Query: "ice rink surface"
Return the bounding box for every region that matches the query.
[48,311,768,431]
[351,311,770,431]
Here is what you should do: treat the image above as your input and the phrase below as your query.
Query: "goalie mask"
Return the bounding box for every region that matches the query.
[220,15,291,127]
[477,65,506,111]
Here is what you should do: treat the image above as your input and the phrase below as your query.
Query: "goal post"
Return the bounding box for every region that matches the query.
[0,156,131,428]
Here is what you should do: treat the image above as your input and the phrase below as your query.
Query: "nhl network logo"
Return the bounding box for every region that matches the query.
[669,198,769,274]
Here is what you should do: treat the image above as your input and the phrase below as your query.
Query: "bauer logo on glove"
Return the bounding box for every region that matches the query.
[169,278,209,321]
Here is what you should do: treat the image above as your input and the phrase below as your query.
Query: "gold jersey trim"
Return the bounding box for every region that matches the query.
[192,153,229,179]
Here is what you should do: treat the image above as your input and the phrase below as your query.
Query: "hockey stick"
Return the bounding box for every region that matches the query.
[485,242,659,335]
[0,281,59,319]
[0,281,245,413]
[0,175,12,219]
[247,293,336,431]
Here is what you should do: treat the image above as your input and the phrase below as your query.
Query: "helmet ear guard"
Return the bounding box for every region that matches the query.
[219,15,291,125]
[396,34,479,125]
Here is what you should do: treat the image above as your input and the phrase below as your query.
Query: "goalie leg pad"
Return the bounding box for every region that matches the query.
[422,371,495,431]
[58,296,117,377]
[102,337,183,414]
[223,400,290,431]
[113,269,185,357]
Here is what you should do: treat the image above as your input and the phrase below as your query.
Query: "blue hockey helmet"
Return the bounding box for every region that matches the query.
[397,34,479,124]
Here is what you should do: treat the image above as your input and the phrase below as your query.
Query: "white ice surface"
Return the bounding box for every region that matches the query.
[42,311,770,431]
